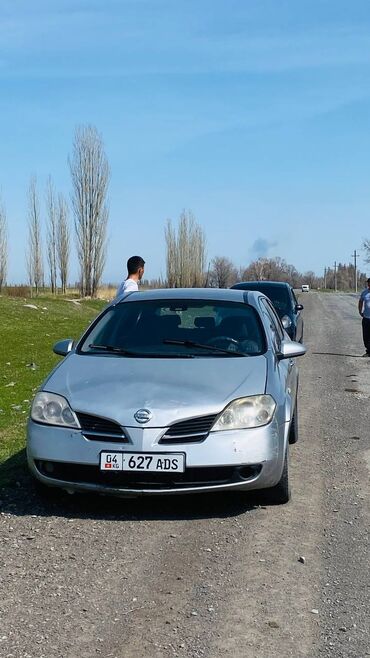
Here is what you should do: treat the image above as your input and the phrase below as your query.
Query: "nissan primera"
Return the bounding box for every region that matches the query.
[27,288,306,504]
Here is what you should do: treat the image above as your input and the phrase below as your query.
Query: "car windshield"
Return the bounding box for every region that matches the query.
[79,299,265,357]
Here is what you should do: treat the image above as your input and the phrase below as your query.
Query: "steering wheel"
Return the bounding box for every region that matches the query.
[206,336,240,350]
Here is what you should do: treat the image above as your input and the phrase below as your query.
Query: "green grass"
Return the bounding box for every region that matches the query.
[0,295,106,485]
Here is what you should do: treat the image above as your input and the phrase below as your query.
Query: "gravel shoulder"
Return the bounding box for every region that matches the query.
[0,292,369,658]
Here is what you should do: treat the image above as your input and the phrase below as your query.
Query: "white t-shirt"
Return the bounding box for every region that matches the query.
[116,278,139,298]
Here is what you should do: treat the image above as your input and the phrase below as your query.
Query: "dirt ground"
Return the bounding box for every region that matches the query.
[0,292,369,658]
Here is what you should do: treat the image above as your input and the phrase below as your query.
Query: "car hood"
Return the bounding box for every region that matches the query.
[44,354,267,427]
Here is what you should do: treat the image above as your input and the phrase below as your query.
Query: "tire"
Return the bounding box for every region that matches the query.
[260,448,291,505]
[33,477,66,502]
[289,400,299,444]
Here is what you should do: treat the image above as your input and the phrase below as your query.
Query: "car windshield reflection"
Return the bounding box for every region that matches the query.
[79,299,266,357]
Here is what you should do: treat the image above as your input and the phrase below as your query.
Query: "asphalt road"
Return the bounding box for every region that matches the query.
[1,292,369,658]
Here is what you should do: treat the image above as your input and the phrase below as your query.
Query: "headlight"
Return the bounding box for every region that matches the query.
[211,395,276,431]
[31,392,80,429]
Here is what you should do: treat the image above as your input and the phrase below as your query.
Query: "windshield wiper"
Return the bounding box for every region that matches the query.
[163,339,246,357]
[88,344,194,358]
[89,344,139,355]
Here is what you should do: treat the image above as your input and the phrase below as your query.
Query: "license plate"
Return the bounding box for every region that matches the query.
[100,451,185,473]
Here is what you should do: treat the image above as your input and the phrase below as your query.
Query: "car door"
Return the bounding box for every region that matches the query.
[259,297,298,426]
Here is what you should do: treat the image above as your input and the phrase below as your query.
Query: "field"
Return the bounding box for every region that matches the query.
[0,295,106,485]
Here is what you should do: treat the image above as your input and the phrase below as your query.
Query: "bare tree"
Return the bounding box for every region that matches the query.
[46,177,58,293]
[241,257,300,286]
[165,220,177,288]
[241,257,269,281]
[57,194,70,294]
[0,196,8,292]
[27,177,43,295]
[285,262,300,288]
[69,125,110,297]
[209,256,238,288]
[165,211,206,287]
[363,238,370,264]
[191,220,207,286]
[302,270,316,288]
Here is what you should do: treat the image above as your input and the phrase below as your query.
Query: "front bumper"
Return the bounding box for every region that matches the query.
[27,419,289,497]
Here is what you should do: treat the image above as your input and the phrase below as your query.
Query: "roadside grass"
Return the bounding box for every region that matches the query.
[0,295,106,486]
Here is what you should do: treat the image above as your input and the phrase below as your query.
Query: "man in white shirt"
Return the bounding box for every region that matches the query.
[358,277,370,356]
[116,256,145,298]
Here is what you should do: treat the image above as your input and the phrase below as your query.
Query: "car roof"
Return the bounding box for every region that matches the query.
[232,281,291,290]
[115,287,262,305]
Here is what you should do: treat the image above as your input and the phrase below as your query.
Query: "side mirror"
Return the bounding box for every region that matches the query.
[277,339,306,360]
[296,304,304,311]
[53,339,74,356]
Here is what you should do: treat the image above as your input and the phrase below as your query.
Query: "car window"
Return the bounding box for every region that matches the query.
[236,284,290,315]
[259,298,284,351]
[265,299,285,341]
[78,299,266,357]
[264,288,290,314]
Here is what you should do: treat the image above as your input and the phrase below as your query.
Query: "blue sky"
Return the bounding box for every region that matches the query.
[1,0,370,283]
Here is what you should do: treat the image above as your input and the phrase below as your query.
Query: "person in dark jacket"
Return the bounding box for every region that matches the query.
[358,278,370,356]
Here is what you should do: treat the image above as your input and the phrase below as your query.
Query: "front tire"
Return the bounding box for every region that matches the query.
[260,448,291,505]
[289,400,299,444]
[33,477,66,502]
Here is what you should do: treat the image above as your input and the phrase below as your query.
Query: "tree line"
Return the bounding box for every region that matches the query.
[0,124,370,296]
[163,214,368,291]
[0,125,109,297]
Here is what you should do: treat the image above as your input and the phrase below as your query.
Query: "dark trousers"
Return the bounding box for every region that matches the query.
[362,317,370,354]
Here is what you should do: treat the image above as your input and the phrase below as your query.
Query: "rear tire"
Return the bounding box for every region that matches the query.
[289,400,299,444]
[260,448,291,505]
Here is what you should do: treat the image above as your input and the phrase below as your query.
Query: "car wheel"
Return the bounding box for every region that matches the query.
[288,400,299,444]
[260,448,291,505]
[33,478,65,501]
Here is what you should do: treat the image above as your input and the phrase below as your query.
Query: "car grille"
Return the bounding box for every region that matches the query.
[159,414,218,444]
[35,461,261,489]
[76,412,128,443]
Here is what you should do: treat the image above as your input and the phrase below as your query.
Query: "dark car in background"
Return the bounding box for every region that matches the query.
[231,281,304,342]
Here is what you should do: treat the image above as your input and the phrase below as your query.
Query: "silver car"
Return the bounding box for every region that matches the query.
[27,288,306,504]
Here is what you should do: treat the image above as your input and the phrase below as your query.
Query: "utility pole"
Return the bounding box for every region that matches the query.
[333,261,337,292]
[324,267,327,289]
[351,249,358,293]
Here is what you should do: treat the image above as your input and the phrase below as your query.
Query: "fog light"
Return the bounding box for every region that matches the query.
[239,465,261,480]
